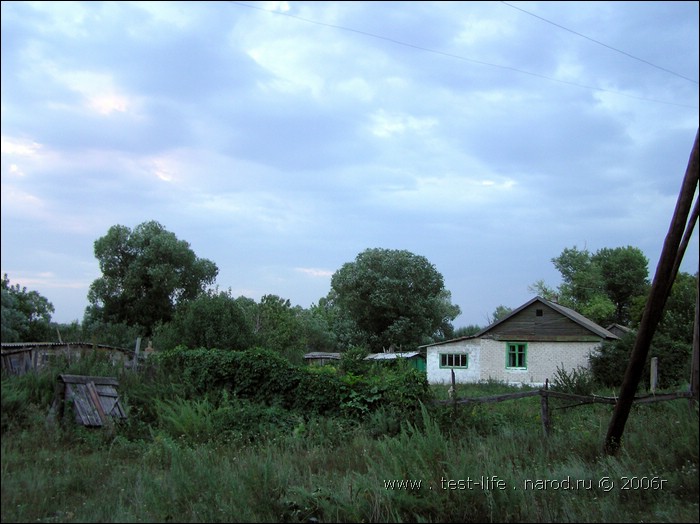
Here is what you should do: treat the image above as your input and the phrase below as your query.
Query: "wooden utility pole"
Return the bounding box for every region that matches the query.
[604,130,699,455]
[691,264,699,402]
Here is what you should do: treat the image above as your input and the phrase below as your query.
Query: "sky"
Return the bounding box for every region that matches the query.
[1,1,698,329]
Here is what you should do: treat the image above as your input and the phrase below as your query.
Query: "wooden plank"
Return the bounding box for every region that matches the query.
[68,384,101,426]
[432,390,541,405]
[58,374,119,386]
[94,385,126,418]
[86,381,108,426]
[432,389,692,407]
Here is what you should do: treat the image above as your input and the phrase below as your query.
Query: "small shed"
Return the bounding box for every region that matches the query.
[303,352,342,366]
[1,342,135,376]
[52,374,127,427]
[364,351,427,372]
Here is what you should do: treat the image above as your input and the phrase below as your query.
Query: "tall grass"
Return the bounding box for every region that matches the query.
[1,365,698,523]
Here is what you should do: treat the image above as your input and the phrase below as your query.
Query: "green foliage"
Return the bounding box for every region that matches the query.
[550,364,597,396]
[232,347,302,407]
[152,289,255,352]
[252,295,309,363]
[329,248,461,351]
[152,345,431,419]
[1,373,698,523]
[540,245,650,326]
[590,332,635,388]
[490,304,512,323]
[80,319,144,348]
[451,324,482,338]
[86,220,218,335]
[1,371,55,433]
[339,345,370,375]
[593,246,650,324]
[590,331,691,389]
[659,271,697,344]
[293,366,345,415]
[1,273,54,342]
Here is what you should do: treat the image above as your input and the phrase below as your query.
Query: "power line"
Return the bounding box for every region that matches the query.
[500,1,698,85]
[229,1,698,109]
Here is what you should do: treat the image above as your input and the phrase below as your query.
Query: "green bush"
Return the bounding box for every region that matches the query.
[550,364,597,396]
[590,331,691,390]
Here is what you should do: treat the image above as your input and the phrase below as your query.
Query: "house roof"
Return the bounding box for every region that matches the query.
[365,351,422,361]
[421,296,619,348]
[1,341,135,355]
[303,352,342,360]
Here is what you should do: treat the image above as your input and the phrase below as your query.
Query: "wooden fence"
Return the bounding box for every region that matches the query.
[432,379,694,437]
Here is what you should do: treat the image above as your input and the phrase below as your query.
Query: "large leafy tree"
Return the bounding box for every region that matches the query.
[1,274,54,342]
[592,246,649,325]
[534,245,649,326]
[86,221,218,335]
[329,248,461,351]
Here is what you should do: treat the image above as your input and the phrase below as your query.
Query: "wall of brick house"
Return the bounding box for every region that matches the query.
[426,341,481,384]
[479,338,600,386]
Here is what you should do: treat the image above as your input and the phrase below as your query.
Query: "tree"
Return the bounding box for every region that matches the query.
[535,245,649,326]
[489,305,513,324]
[592,246,649,325]
[658,271,697,345]
[329,248,461,351]
[252,294,308,363]
[152,289,255,351]
[1,274,54,342]
[85,221,218,335]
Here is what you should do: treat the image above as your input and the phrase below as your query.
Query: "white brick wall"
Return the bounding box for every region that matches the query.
[426,341,480,384]
[427,338,601,386]
[480,339,598,386]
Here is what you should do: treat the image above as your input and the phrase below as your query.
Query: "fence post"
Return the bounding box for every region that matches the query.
[650,357,658,393]
[540,379,551,438]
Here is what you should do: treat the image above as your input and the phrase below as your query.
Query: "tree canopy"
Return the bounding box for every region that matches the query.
[86,221,218,335]
[329,248,461,351]
[1,274,54,342]
[531,245,649,326]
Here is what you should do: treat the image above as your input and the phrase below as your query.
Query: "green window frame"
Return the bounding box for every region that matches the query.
[439,353,468,369]
[506,343,527,369]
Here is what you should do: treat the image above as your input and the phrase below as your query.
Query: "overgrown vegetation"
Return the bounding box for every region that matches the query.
[2,351,698,523]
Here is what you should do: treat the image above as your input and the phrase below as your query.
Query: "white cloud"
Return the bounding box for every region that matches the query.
[1,136,43,157]
[1,0,697,326]
[369,110,438,138]
[295,267,334,278]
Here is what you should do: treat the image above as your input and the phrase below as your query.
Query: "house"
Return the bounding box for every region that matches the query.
[364,351,426,372]
[420,296,619,386]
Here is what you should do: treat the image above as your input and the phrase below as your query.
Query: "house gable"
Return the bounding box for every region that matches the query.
[475,297,618,342]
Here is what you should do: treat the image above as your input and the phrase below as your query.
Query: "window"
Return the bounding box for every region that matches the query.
[440,353,468,368]
[506,343,527,369]
[536,308,543,317]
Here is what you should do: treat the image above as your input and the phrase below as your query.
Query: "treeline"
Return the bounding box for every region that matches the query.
[2,222,697,388]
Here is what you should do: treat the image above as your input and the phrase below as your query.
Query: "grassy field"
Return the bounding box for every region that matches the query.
[1,362,698,523]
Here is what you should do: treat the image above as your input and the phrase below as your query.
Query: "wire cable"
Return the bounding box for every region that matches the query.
[229,1,698,109]
[500,1,699,85]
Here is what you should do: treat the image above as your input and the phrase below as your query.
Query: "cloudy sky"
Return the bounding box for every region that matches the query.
[1,1,698,329]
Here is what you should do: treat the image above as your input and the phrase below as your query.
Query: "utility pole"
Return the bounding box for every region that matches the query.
[604,130,699,455]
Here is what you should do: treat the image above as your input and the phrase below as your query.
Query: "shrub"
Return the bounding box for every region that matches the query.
[550,364,596,396]
[590,331,691,390]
